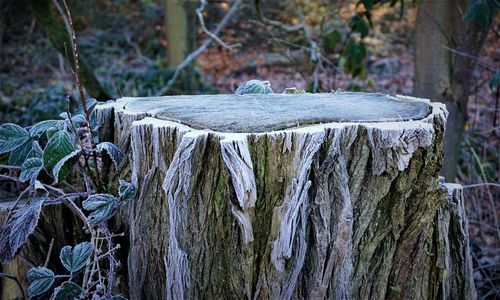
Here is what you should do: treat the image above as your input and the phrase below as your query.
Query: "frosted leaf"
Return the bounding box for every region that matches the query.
[82,194,117,225]
[43,130,76,175]
[19,157,44,183]
[9,197,45,258]
[0,123,29,154]
[59,242,94,273]
[52,149,81,183]
[97,142,125,168]
[27,267,55,297]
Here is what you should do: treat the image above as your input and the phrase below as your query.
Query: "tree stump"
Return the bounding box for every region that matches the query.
[94,92,476,299]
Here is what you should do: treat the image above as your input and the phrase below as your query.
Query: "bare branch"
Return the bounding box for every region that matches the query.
[254,0,304,33]
[156,0,243,96]
[196,0,241,50]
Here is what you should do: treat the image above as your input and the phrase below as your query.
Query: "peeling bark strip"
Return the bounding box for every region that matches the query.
[220,134,257,245]
[93,93,475,299]
[163,131,207,299]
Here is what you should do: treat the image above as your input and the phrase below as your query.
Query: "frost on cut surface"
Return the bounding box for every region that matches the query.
[120,92,431,132]
[91,93,476,299]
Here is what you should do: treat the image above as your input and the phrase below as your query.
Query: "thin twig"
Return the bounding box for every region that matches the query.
[44,239,55,267]
[196,0,241,50]
[57,0,102,189]
[0,164,21,170]
[463,183,500,189]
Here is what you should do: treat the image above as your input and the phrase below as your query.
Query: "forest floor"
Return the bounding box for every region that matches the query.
[0,1,498,297]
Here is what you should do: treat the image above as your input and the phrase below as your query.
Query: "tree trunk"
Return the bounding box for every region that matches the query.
[414,0,492,181]
[93,92,476,299]
[29,0,111,100]
[164,0,199,92]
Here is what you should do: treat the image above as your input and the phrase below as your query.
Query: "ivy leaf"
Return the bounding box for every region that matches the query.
[59,242,94,273]
[50,281,83,300]
[19,158,44,183]
[8,138,33,166]
[9,197,45,256]
[489,70,500,90]
[97,142,125,169]
[350,14,370,38]
[43,131,76,176]
[342,39,367,78]
[53,149,82,183]
[27,267,55,297]
[0,123,30,154]
[30,120,59,138]
[118,180,136,203]
[462,0,499,28]
[82,194,118,225]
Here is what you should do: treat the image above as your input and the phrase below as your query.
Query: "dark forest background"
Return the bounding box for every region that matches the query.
[0,0,498,297]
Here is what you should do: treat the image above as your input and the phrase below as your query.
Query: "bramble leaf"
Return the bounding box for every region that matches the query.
[9,198,45,257]
[97,142,125,169]
[27,141,43,159]
[59,242,93,273]
[82,194,118,225]
[30,120,59,138]
[0,123,29,154]
[53,149,81,183]
[27,267,55,297]
[43,131,76,176]
[8,139,33,166]
[50,281,83,300]
[119,180,136,203]
[20,158,44,183]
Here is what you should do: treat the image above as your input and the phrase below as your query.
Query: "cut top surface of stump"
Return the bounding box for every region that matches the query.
[119,92,431,133]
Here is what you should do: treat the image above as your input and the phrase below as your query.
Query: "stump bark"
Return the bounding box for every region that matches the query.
[90,92,475,299]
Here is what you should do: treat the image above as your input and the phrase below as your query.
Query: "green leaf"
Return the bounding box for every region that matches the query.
[29,120,59,138]
[119,180,136,203]
[342,39,367,78]
[9,198,45,256]
[8,139,33,166]
[82,194,118,225]
[43,131,76,176]
[97,142,125,168]
[360,0,373,10]
[27,141,43,159]
[323,30,342,52]
[46,121,69,139]
[462,0,499,28]
[27,267,55,297]
[19,158,44,183]
[350,14,370,38]
[0,123,30,154]
[59,242,94,273]
[51,281,83,300]
[53,149,81,183]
